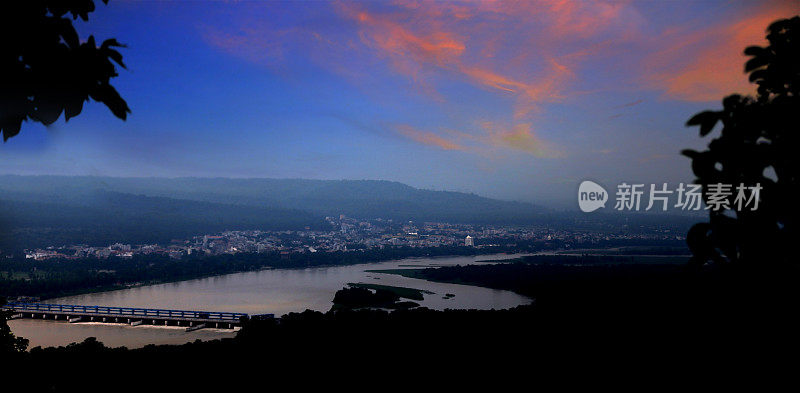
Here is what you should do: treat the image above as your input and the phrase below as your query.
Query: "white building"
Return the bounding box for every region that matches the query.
[465,235,474,247]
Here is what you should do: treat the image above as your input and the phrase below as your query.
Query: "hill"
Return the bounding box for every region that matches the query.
[0,175,549,251]
[0,175,547,224]
[0,189,328,251]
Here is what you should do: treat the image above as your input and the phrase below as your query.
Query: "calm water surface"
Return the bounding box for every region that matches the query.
[10,253,531,349]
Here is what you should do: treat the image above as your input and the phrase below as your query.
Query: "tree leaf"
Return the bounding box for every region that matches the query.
[681,149,700,159]
[745,55,769,73]
[686,111,720,136]
[748,69,768,83]
[90,84,130,120]
[743,45,766,57]
[64,97,85,122]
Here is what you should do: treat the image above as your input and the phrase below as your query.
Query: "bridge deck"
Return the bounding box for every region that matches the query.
[2,302,250,324]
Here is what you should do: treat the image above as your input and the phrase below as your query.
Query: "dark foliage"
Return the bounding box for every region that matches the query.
[684,16,799,266]
[6,259,800,389]
[331,286,401,309]
[0,0,128,141]
[0,297,29,354]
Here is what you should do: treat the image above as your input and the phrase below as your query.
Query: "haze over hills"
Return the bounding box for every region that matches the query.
[0,175,550,250]
[0,175,698,252]
[0,175,547,222]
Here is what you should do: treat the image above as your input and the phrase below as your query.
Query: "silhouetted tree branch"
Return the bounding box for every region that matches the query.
[684,16,799,267]
[0,297,29,354]
[0,0,129,141]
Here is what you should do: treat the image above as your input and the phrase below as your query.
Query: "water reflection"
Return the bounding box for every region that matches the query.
[11,253,530,349]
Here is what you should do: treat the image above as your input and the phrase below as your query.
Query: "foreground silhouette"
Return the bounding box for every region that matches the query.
[0,0,128,141]
[684,16,799,267]
[4,254,800,388]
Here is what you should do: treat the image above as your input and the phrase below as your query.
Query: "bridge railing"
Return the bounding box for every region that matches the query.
[2,302,248,322]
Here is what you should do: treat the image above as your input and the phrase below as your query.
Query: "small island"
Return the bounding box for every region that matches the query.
[331,283,434,310]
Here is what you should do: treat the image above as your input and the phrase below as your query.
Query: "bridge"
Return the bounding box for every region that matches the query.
[1,302,270,331]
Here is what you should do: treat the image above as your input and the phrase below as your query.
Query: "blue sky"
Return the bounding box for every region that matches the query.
[1,1,797,207]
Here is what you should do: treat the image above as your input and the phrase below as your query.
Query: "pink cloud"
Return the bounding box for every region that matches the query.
[394,124,465,151]
[198,1,798,159]
[393,121,564,159]
[643,1,800,101]
[481,122,564,158]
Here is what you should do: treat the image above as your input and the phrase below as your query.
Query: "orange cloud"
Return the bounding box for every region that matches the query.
[394,124,465,151]
[338,2,465,88]
[394,121,564,159]
[203,1,640,115]
[198,0,797,164]
[494,0,630,39]
[644,1,800,101]
[338,1,597,114]
[481,122,564,158]
[461,59,574,118]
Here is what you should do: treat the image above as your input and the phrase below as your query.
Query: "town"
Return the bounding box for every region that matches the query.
[21,215,685,261]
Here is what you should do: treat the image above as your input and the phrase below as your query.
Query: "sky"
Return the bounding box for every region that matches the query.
[1,0,798,207]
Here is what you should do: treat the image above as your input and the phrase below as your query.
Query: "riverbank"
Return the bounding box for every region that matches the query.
[367,253,692,298]
[8,253,532,349]
[1,246,529,301]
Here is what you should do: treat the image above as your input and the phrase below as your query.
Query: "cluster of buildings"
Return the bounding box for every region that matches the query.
[21,215,683,261]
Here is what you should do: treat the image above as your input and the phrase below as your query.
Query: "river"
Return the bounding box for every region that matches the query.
[9,253,531,349]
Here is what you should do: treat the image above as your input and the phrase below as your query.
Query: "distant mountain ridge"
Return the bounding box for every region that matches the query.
[0,175,546,224]
[0,176,699,251]
[0,175,549,250]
